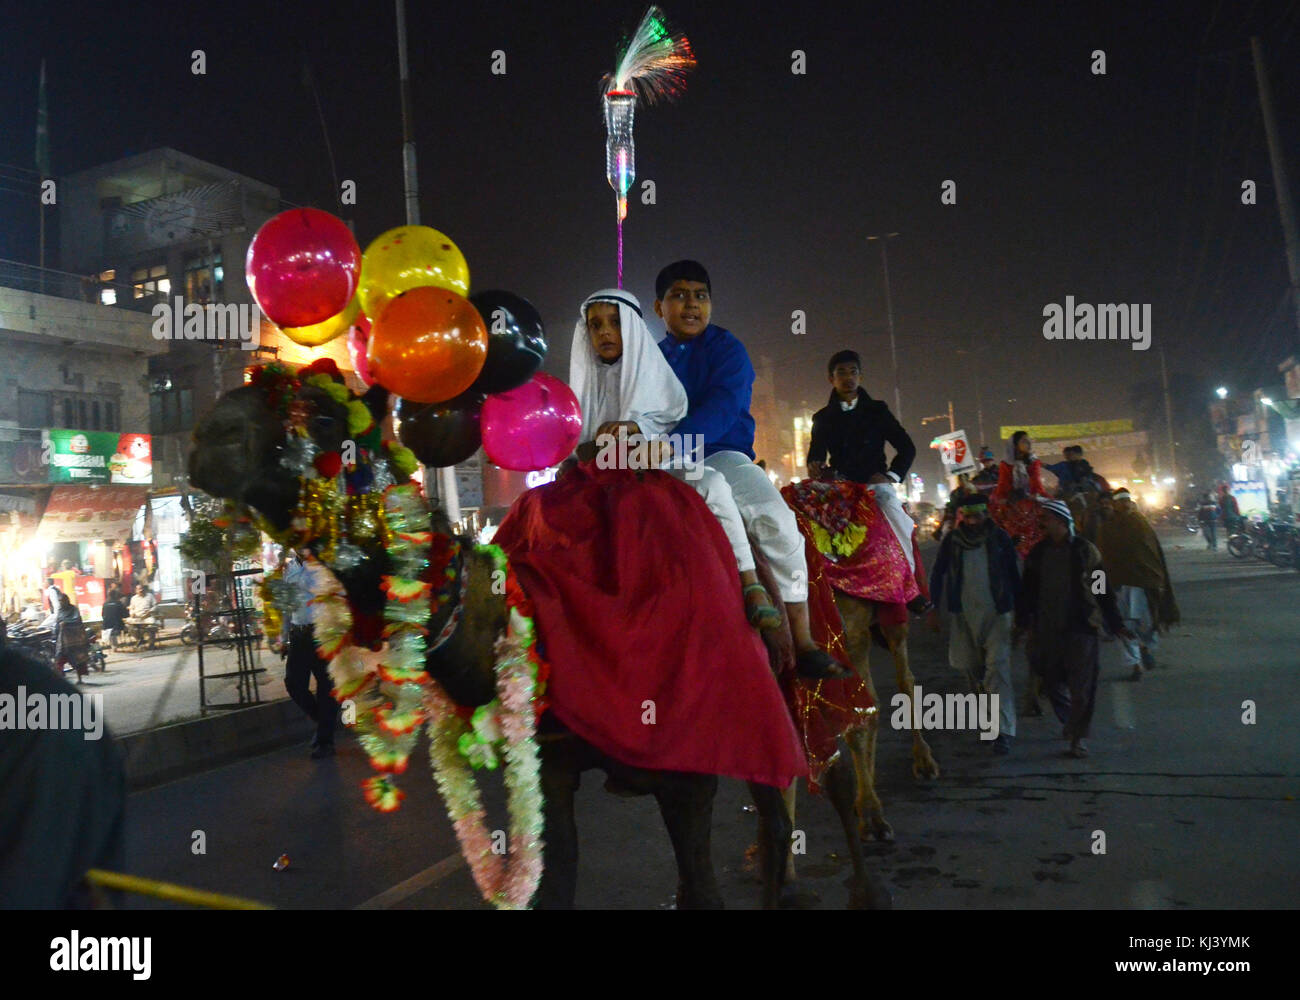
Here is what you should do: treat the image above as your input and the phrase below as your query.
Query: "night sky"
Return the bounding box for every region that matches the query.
[4,0,1299,481]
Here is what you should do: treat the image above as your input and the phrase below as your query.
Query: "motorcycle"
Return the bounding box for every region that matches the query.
[1228,518,1293,566]
[1265,520,1296,568]
[7,621,56,667]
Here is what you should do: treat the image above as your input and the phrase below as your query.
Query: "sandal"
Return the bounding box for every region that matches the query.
[743,584,782,631]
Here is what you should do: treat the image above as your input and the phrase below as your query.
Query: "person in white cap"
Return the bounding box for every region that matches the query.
[1015,498,1133,758]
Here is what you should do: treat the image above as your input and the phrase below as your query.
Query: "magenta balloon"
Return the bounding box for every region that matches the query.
[481,373,582,471]
[245,208,361,328]
[347,312,375,386]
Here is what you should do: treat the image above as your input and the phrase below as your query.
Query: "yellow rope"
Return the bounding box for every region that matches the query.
[84,869,272,910]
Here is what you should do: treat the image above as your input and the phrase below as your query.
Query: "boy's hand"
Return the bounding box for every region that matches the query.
[807,461,825,478]
[595,421,641,439]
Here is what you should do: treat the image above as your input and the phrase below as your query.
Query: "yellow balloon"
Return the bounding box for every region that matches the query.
[357,225,470,321]
[280,295,360,347]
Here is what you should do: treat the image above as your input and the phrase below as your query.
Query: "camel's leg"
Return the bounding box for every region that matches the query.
[534,742,582,910]
[825,753,892,909]
[836,595,893,839]
[846,722,892,841]
[654,772,724,909]
[747,780,792,909]
[882,620,940,780]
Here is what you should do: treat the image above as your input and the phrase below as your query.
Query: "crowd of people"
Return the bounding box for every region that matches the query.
[928,435,1180,758]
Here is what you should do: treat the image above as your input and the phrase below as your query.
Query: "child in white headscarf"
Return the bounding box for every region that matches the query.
[570,289,780,629]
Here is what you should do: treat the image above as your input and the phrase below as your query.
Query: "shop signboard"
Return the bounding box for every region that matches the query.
[45,430,152,485]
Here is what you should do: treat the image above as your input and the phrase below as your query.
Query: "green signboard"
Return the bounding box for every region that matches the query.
[45,429,153,485]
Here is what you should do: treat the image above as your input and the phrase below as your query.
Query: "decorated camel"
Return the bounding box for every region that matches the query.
[188,361,890,909]
[776,475,940,848]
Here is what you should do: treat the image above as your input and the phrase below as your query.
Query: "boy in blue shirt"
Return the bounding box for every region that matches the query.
[654,260,839,678]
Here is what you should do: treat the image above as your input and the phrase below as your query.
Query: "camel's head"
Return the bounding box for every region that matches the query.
[188,359,405,537]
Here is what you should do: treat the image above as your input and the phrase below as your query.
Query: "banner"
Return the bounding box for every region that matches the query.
[46,430,152,485]
[998,419,1133,441]
[39,485,148,542]
[931,429,977,476]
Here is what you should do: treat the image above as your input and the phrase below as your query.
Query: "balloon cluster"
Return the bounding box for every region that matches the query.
[246,209,581,471]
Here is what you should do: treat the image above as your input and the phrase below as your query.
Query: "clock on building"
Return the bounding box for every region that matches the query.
[143,197,198,246]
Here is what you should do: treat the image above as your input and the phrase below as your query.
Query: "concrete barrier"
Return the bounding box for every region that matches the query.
[119,698,314,790]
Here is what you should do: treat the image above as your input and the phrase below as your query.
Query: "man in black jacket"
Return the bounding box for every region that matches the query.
[1015,499,1133,758]
[806,350,923,606]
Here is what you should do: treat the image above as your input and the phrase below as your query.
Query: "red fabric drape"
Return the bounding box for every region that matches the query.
[493,463,807,788]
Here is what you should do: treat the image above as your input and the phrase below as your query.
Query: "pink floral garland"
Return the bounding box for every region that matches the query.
[424,582,545,910]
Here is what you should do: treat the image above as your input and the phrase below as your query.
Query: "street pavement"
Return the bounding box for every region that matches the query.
[120,529,1300,909]
[75,639,282,736]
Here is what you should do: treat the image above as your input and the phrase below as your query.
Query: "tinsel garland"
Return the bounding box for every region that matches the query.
[245,360,546,908]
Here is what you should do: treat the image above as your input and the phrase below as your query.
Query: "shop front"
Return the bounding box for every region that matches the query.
[37,484,149,622]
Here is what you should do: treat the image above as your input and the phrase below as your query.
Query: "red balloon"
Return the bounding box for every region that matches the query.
[481,373,582,471]
[245,208,361,328]
[368,287,488,403]
[347,311,375,386]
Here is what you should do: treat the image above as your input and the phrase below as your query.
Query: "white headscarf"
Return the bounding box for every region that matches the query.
[569,289,688,442]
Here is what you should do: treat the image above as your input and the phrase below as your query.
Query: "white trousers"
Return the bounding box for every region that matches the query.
[1116,585,1158,667]
[870,482,916,572]
[665,465,755,574]
[704,450,808,602]
[948,611,1016,738]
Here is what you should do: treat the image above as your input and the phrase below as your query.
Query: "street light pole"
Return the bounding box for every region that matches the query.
[396,0,459,521]
[867,233,902,423]
[1159,345,1179,493]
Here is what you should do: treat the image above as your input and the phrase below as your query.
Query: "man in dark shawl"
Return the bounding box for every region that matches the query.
[1095,488,1180,680]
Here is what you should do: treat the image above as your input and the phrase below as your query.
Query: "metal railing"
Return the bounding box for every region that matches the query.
[0,257,167,312]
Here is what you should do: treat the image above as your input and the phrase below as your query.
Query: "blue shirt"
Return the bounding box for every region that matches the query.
[657,323,757,459]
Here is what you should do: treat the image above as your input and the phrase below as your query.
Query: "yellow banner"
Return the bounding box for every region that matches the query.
[998,419,1133,440]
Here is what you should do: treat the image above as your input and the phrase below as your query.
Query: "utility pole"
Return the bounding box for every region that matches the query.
[1159,345,1179,492]
[1252,37,1300,343]
[396,0,459,520]
[867,233,902,422]
[920,402,954,435]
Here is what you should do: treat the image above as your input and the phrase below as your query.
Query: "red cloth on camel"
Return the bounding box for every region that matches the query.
[780,534,877,787]
[492,462,808,789]
[781,479,922,625]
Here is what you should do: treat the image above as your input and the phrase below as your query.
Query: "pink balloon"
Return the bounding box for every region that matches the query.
[245,208,361,328]
[481,373,582,471]
[347,311,375,386]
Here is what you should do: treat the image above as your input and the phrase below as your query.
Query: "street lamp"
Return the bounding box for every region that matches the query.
[1261,397,1274,407]
[866,232,901,422]
[1216,386,1229,399]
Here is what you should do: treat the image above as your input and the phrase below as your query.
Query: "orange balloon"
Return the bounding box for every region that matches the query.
[368,286,488,404]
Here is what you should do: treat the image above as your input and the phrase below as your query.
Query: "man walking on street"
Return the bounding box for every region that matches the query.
[1016,499,1131,758]
[281,548,338,759]
[927,493,1021,753]
[1196,492,1219,551]
[1096,488,1180,680]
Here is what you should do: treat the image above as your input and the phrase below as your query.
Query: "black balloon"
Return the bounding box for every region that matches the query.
[467,290,547,394]
[396,391,485,468]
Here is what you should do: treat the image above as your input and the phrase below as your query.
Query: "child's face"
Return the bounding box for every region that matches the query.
[586,303,623,363]
[654,280,711,340]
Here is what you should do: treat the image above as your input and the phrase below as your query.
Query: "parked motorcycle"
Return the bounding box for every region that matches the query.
[7,621,55,667]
